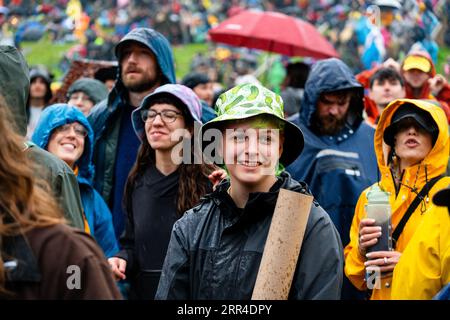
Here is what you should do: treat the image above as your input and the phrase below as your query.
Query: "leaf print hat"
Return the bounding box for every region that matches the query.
[200,83,304,166]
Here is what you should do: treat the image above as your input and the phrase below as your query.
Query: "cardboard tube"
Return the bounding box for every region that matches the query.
[251,188,313,300]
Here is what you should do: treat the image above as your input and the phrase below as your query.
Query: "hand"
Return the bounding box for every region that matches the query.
[208,169,227,190]
[108,257,127,281]
[364,251,402,273]
[383,58,401,73]
[428,74,447,96]
[358,218,382,257]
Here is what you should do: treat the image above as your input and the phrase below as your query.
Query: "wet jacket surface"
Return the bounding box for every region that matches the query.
[0,45,84,230]
[156,172,344,300]
[344,99,450,300]
[391,203,450,300]
[3,224,122,299]
[32,105,119,257]
[286,58,378,247]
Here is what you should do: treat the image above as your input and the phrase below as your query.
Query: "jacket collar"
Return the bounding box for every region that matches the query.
[207,172,311,229]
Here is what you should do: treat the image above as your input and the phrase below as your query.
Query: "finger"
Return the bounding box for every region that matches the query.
[118,260,127,273]
[366,251,399,259]
[360,232,382,243]
[360,238,378,249]
[364,258,386,267]
[360,226,382,235]
[360,219,376,227]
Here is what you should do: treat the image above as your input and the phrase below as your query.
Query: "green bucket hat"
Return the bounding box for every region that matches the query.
[200,83,304,166]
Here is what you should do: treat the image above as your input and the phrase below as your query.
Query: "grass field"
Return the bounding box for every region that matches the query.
[21,38,449,82]
[21,38,73,80]
[21,39,210,81]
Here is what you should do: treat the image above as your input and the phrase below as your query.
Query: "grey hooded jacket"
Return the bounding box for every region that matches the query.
[0,45,84,229]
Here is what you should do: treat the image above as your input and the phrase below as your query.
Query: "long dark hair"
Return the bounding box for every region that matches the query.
[124,95,216,218]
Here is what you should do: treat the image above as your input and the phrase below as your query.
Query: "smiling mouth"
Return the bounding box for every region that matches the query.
[238,161,262,167]
[150,131,167,136]
[61,143,76,150]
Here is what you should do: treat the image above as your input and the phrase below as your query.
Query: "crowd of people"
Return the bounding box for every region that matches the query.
[0,1,449,302]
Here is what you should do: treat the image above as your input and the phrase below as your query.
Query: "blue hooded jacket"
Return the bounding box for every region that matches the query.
[88,28,176,238]
[286,58,378,247]
[32,104,119,258]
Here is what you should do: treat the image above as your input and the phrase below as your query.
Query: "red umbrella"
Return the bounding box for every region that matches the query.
[208,10,338,59]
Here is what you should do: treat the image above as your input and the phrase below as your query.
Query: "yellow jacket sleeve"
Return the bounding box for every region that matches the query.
[391,206,450,299]
[344,189,369,291]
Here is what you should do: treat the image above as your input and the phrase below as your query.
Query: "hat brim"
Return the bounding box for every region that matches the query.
[433,187,450,207]
[383,114,432,146]
[200,113,304,167]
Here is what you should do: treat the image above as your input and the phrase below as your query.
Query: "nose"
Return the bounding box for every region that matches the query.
[71,97,84,108]
[126,51,138,64]
[382,82,391,91]
[66,126,78,138]
[152,113,164,126]
[328,104,339,116]
[245,134,259,158]
[406,125,418,135]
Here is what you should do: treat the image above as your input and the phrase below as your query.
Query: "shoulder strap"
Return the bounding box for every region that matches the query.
[392,175,444,247]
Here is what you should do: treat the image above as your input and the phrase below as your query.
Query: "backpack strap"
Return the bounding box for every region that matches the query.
[392,175,444,248]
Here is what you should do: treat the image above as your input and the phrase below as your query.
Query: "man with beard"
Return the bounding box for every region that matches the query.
[286,58,377,300]
[88,28,176,240]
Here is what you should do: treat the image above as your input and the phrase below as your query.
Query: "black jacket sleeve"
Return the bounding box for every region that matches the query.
[154,217,191,300]
[290,204,344,300]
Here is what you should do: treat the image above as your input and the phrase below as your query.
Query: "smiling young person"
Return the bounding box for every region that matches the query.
[31,104,119,258]
[156,83,343,300]
[0,103,120,300]
[344,99,450,300]
[108,84,219,299]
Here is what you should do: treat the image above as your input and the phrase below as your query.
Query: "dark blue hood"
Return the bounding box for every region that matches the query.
[31,104,95,183]
[300,58,364,128]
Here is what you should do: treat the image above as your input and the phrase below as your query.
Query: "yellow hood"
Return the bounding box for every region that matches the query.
[375,98,449,192]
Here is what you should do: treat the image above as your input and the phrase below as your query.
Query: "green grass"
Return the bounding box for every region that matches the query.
[21,37,450,82]
[436,46,449,75]
[22,39,209,81]
[172,43,209,80]
[21,38,74,80]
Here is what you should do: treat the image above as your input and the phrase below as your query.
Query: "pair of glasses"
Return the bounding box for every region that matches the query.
[54,123,88,138]
[141,109,182,123]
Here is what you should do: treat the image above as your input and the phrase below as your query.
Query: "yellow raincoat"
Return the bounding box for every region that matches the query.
[344,99,450,300]
[391,201,450,299]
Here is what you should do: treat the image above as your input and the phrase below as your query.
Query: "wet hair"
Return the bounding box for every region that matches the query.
[369,68,404,89]
[282,62,310,89]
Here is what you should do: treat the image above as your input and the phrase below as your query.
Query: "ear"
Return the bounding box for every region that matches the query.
[278,132,285,158]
